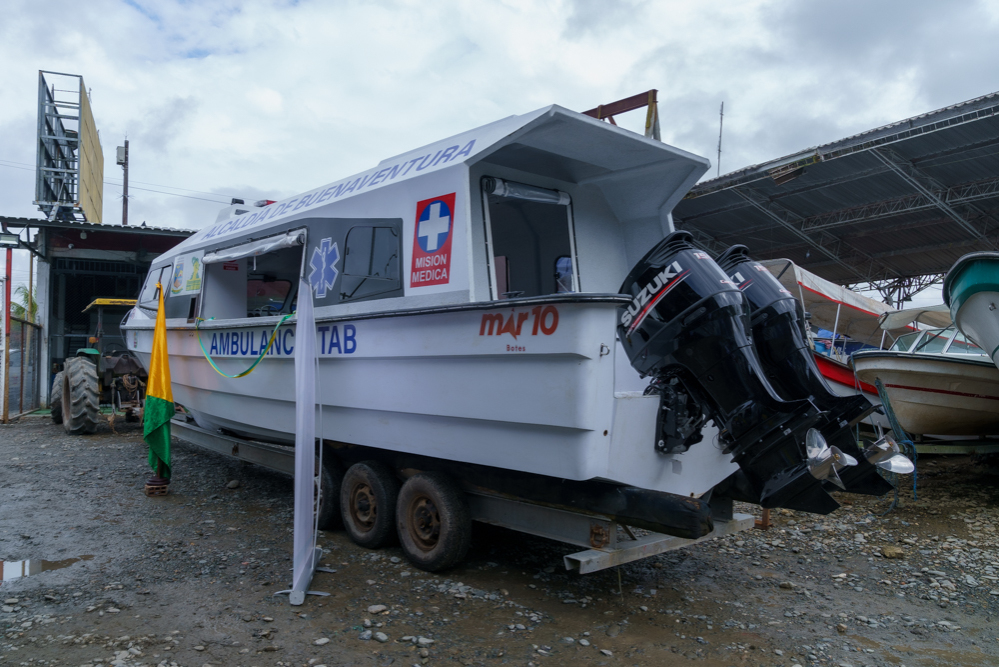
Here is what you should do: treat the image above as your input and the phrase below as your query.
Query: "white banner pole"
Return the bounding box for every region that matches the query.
[281,275,324,605]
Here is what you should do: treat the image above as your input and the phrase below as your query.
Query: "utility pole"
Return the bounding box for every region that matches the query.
[717,102,724,178]
[116,139,129,226]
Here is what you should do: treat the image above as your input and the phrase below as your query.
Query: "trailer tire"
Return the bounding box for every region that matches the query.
[62,357,99,435]
[50,372,65,424]
[316,455,345,532]
[396,472,470,572]
[341,461,400,548]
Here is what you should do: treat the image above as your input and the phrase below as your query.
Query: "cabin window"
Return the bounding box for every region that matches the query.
[482,177,578,300]
[946,331,986,355]
[201,231,306,320]
[244,245,301,317]
[341,226,400,302]
[913,328,952,354]
[889,331,920,352]
[138,266,170,309]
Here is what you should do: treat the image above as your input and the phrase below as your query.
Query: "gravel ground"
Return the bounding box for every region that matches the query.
[2,416,999,667]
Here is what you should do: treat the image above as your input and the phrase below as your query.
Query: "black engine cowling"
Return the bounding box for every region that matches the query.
[617,231,888,514]
[716,245,892,497]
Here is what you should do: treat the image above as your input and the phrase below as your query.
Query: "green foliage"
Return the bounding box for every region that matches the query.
[9,284,37,322]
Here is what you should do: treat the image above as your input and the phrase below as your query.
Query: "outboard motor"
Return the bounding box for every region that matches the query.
[618,232,866,514]
[715,245,892,496]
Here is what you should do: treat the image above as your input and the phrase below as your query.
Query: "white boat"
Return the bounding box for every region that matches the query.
[852,311,999,436]
[945,251,999,372]
[120,106,904,569]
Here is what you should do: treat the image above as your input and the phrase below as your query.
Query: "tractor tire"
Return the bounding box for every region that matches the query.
[62,357,99,435]
[50,372,64,424]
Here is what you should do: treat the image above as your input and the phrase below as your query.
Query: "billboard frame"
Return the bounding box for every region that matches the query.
[34,70,104,224]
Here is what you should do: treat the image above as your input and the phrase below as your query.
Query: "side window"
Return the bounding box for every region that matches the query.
[889,331,920,352]
[138,266,169,308]
[948,331,986,355]
[913,328,951,354]
[341,226,400,302]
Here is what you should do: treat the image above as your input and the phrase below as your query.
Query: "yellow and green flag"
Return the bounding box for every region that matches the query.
[144,282,174,479]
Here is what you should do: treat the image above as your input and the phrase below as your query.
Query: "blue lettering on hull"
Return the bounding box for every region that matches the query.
[204,325,358,358]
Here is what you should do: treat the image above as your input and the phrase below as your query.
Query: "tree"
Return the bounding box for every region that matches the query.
[9,284,37,322]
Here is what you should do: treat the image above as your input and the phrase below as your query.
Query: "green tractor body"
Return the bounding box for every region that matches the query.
[51,299,147,434]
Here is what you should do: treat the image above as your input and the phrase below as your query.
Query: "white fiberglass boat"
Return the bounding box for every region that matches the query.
[120,106,905,570]
[853,314,999,436]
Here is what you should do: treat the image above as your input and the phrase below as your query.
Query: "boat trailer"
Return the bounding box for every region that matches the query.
[171,416,753,574]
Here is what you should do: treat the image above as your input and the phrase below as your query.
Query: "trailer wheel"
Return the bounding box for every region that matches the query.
[315,455,345,531]
[341,461,400,548]
[396,472,470,572]
[62,357,99,435]
[50,372,65,425]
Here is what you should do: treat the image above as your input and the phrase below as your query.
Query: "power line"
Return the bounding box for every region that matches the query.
[0,157,239,201]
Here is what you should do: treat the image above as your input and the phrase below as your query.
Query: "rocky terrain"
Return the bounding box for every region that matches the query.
[2,416,999,667]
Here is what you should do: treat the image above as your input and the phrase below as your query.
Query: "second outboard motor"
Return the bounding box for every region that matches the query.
[715,245,892,497]
[618,231,863,514]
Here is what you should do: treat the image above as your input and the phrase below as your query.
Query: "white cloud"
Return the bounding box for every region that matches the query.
[1,0,997,248]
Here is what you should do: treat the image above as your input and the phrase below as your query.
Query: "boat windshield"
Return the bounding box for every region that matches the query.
[890,331,921,352]
[947,331,988,356]
[913,328,953,354]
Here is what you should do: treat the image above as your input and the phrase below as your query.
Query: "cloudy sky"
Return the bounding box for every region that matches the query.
[2,0,999,301]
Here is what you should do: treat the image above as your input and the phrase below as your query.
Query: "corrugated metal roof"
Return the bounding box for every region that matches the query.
[673,90,999,287]
[0,216,194,236]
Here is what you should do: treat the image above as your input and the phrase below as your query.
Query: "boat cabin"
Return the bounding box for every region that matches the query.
[134,106,709,325]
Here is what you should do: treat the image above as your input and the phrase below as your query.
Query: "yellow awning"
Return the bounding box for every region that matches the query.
[82,298,137,313]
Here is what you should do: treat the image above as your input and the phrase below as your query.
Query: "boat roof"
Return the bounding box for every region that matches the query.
[158,105,709,264]
[878,303,952,330]
[761,258,903,345]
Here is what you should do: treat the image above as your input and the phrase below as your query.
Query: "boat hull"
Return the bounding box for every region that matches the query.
[122,297,738,498]
[954,290,999,368]
[812,352,888,429]
[945,252,999,371]
[852,351,999,436]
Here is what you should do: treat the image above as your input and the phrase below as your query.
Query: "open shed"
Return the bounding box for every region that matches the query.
[673,91,999,302]
[1,217,191,417]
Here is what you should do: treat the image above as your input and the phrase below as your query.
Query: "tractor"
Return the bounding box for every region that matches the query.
[50,298,147,434]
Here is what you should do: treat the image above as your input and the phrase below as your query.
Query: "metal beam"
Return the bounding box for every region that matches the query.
[583,90,657,120]
[676,225,729,256]
[870,147,997,247]
[733,187,875,281]
[800,176,999,232]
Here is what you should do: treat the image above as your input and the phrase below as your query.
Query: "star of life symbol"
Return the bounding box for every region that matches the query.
[417,201,451,252]
[309,237,340,298]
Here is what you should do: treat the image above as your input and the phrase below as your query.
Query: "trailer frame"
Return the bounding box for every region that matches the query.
[171,417,753,574]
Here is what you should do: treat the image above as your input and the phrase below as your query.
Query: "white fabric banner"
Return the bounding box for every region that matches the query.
[291,277,318,603]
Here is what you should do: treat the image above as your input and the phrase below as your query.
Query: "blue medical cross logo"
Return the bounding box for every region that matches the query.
[417,200,452,253]
[309,237,340,299]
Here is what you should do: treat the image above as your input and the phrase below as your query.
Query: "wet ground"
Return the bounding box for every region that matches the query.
[3,417,999,667]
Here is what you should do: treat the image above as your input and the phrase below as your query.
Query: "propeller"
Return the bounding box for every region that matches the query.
[806,428,858,490]
[863,433,915,475]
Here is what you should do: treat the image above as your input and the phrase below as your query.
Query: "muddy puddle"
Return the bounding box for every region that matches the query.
[1,555,94,582]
